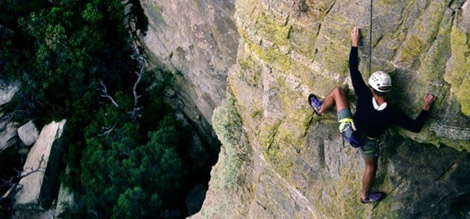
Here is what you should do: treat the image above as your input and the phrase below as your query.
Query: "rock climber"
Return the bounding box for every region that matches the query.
[308,27,437,203]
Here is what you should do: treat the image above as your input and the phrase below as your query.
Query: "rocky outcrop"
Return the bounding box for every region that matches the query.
[55,181,78,218]
[140,0,239,142]
[0,81,19,151]
[18,121,39,146]
[0,121,18,152]
[14,120,66,210]
[0,81,19,106]
[194,0,470,218]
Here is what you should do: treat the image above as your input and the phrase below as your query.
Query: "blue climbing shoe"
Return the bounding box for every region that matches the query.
[308,94,322,116]
[360,192,385,203]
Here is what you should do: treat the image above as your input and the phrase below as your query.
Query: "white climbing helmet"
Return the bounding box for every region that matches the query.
[368,71,392,93]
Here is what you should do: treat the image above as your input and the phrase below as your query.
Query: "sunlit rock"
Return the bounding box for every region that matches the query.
[191,0,470,218]
[14,120,66,210]
[18,121,39,146]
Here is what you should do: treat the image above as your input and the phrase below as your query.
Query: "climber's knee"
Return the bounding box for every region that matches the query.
[332,87,348,110]
[332,87,346,98]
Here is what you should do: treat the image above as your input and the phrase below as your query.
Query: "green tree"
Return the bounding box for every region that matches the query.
[1,0,217,217]
[80,108,185,217]
[112,187,151,219]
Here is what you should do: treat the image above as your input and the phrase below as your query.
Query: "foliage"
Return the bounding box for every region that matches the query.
[1,1,137,190]
[80,109,186,217]
[73,71,183,217]
[1,0,216,217]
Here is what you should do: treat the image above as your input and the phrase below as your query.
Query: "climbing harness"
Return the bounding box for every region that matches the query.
[338,118,356,132]
[339,118,365,148]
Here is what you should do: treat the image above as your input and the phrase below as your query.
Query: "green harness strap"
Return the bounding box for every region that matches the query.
[338,118,356,132]
[338,118,377,140]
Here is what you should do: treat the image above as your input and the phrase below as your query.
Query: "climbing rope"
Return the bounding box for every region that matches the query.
[368,0,373,75]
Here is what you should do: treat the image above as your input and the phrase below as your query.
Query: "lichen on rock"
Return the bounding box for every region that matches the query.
[197,0,470,218]
[139,0,470,218]
[445,23,470,117]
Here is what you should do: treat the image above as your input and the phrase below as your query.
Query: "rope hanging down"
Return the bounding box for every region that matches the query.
[368,0,373,74]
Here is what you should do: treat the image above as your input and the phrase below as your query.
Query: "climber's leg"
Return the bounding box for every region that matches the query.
[359,156,385,203]
[361,156,377,200]
[319,87,349,114]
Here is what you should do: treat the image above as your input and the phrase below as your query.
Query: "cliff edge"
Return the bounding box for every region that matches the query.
[141,0,470,218]
[201,0,470,218]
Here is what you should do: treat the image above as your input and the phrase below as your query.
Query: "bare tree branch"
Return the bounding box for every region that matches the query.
[127,56,146,121]
[133,56,145,108]
[99,122,118,137]
[94,0,150,135]
[98,81,120,108]
[19,155,46,179]
[0,155,46,214]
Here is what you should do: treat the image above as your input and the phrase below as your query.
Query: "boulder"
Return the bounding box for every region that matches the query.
[0,121,18,151]
[0,81,20,151]
[17,121,39,146]
[0,81,19,106]
[14,120,66,210]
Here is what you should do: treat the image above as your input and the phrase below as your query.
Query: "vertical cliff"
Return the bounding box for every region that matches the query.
[198,0,470,218]
[140,0,470,218]
[140,0,239,143]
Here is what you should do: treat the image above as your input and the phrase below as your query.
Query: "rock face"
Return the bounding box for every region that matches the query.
[0,81,19,151]
[18,121,39,146]
[0,81,19,106]
[14,120,66,210]
[0,121,18,151]
[186,0,470,218]
[55,181,78,218]
[140,0,239,142]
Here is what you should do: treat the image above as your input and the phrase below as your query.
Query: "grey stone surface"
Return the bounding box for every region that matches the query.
[0,81,19,106]
[194,0,470,218]
[14,120,66,210]
[0,121,18,151]
[457,0,470,33]
[140,0,239,143]
[18,121,39,146]
[55,182,78,218]
[0,81,19,151]
[12,209,55,219]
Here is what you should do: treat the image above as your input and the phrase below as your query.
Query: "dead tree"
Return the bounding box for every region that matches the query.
[97,57,146,134]
[127,55,146,121]
[96,0,149,135]
[0,155,46,215]
[99,122,117,137]
[98,81,120,108]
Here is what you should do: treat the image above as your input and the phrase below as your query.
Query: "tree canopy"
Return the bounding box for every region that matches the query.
[1,0,218,217]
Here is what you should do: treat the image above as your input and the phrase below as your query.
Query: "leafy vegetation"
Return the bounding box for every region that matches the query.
[0,0,218,217]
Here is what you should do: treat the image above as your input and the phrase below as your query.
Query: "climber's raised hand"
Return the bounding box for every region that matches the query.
[351,27,360,47]
[423,94,437,111]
